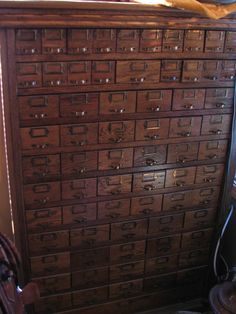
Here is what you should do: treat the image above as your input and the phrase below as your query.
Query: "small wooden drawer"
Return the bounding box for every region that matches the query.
[205,30,225,53]
[167,142,199,164]
[98,174,132,196]
[184,208,216,230]
[169,117,202,138]
[205,88,234,110]
[184,30,204,52]
[70,224,110,248]
[133,171,165,192]
[28,230,69,254]
[145,255,178,276]
[26,207,62,232]
[92,29,116,53]
[68,29,92,54]
[43,62,67,87]
[144,273,176,292]
[62,178,96,200]
[92,61,115,84]
[110,260,145,282]
[60,93,99,118]
[201,114,231,135]
[179,249,210,269]
[35,293,71,313]
[148,213,184,235]
[33,273,71,295]
[98,199,130,220]
[163,190,193,212]
[181,228,213,250]
[16,29,41,55]
[100,91,136,115]
[110,241,146,264]
[165,167,196,188]
[131,195,162,216]
[62,203,97,225]
[72,286,108,307]
[195,164,224,184]
[135,119,169,141]
[198,140,228,161]
[116,61,160,84]
[19,95,59,120]
[61,151,98,176]
[98,148,133,170]
[71,247,109,270]
[182,60,203,83]
[193,186,220,208]
[30,252,70,276]
[42,29,66,54]
[147,234,181,257]
[172,89,205,111]
[111,219,148,241]
[162,30,184,52]
[137,90,172,113]
[225,31,236,53]
[24,182,60,207]
[140,29,163,53]
[109,279,143,299]
[220,60,236,82]
[17,63,42,88]
[72,268,109,289]
[201,60,221,82]
[67,61,91,86]
[60,123,98,146]
[177,267,206,286]
[117,29,139,53]
[160,60,182,82]
[99,121,135,144]
[134,145,167,167]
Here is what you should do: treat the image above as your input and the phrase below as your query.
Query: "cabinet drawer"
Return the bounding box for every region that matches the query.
[162,30,184,52]
[177,267,206,286]
[100,91,136,114]
[163,190,193,212]
[111,219,148,241]
[172,89,205,111]
[26,207,62,232]
[35,293,71,313]
[220,60,236,82]
[160,60,182,82]
[140,29,163,53]
[134,145,167,167]
[201,114,231,135]
[181,228,213,250]
[24,182,60,207]
[71,247,109,270]
[72,268,109,289]
[34,273,71,295]
[131,195,162,216]
[98,199,130,220]
[117,29,139,53]
[109,279,143,299]
[133,171,165,192]
[184,30,204,52]
[98,148,133,170]
[19,95,59,120]
[148,213,184,235]
[62,203,97,225]
[68,29,92,54]
[195,164,224,185]
[62,178,96,200]
[92,61,115,84]
[201,60,221,82]
[92,29,116,53]
[144,273,176,292]
[110,260,145,282]
[147,234,181,257]
[16,29,41,55]
[167,142,199,164]
[225,31,236,53]
[116,61,160,84]
[60,123,98,146]
[182,60,203,83]
[198,140,228,161]
[179,249,210,269]
[99,121,135,144]
[42,29,66,54]
[184,208,216,230]
[137,90,172,113]
[145,255,178,276]
[72,287,108,307]
[135,119,169,141]
[193,186,220,208]
[43,62,67,87]
[169,117,202,138]
[110,241,146,264]
[98,174,132,196]
[67,61,91,86]
[205,88,234,110]
[165,167,196,188]
[17,63,42,88]
[205,30,225,52]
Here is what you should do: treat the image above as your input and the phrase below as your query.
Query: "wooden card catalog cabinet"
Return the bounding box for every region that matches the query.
[2,1,235,313]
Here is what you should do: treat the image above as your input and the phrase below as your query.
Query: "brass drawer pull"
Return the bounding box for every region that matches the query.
[146,158,158,166]
[30,113,47,119]
[148,106,160,112]
[210,129,222,135]
[109,108,125,113]
[144,184,155,191]
[215,103,225,108]
[130,77,145,83]
[184,104,194,110]
[145,135,159,140]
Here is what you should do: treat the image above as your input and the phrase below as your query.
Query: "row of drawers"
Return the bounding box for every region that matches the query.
[17,59,236,88]
[15,28,236,55]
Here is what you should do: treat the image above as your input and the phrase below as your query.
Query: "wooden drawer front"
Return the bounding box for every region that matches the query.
[19,95,59,120]
[220,60,236,82]
[205,88,234,110]
[98,199,130,220]
[70,224,110,248]
[193,186,220,208]
[182,60,203,83]
[148,213,184,235]
[61,151,98,176]
[198,140,228,161]
[42,29,66,54]
[17,63,42,88]
[99,121,135,144]
[131,195,162,216]
[62,178,96,200]
[163,190,193,212]
[28,230,69,254]
[167,142,199,164]
[172,89,205,111]
[111,219,148,241]
[110,241,146,264]
[181,228,213,250]
[201,114,231,135]
[30,252,70,276]
[205,30,225,52]
[184,208,216,230]
[22,154,60,182]
[201,60,221,82]
[136,119,169,141]
[73,287,108,307]
[177,267,206,286]
[225,31,236,53]
[92,29,116,53]
[162,30,184,52]
[117,29,139,53]
[72,268,109,289]
[98,148,133,170]
[133,171,165,192]
[71,247,109,270]
[35,293,71,313]
[34,273,71,295]
[61,123,98,146]
[60,93,99,118]
[165,167,196,188]
[195,164,224,185]
[134,145,167,167]
[160,60,182,82]
[116,61,160,84]
[98,174,132,196]
[169,117,202,138]
[67,61,91,86]
[137,90,172,113]
[16,29,41,55]
[144,273,176,292]
[68,29,92,54]
[109,279,143,299]
[184,30,204,52]
[100,91,136,114]
[26,207,62,232]
[140,29,163,53]
[92,61,115,84]
[24,182,60,207]
[43,62,67,87]
[62,203,97,225]
[147,234,181,257]
[179,249,210,269]
[145,255,178,276]
[110,260,145,282]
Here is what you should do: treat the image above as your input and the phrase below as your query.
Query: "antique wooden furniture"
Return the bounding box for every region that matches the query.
[0,1,235,313]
